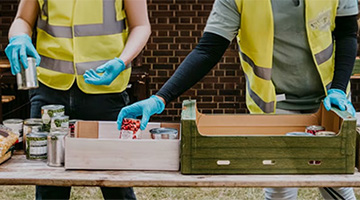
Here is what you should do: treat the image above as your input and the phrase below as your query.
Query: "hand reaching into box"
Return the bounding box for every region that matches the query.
[117,95,165,130]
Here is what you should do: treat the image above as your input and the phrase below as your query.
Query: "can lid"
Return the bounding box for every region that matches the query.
[306,125,325,130]
[149,128,178,135]
[24,118,43,124]
[27,57,36,62]
[286,132,314,136]
[52,115,69,120]
[315,131,336,136]
[3,119,24,124]
[41,105,65,110]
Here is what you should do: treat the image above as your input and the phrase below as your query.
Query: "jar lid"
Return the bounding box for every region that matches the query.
[3,119,23,124]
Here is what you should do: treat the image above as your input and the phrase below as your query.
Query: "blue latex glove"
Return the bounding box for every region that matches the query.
[323,89,356,117]
[117,95,165,130]
[5,34,41,75]
[83,57,125,85]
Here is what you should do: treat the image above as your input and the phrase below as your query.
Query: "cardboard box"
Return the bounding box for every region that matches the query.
[65,121,180,171]
[181,100,357,174]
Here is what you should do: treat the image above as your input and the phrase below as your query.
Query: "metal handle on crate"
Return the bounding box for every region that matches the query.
[217,160,230,166]
[262,160,276,165]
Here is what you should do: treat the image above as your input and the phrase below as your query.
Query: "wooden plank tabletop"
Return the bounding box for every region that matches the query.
[0,155,360,187]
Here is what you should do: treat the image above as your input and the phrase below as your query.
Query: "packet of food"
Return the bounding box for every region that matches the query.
[0,126,18,164]
[0,126,18,156]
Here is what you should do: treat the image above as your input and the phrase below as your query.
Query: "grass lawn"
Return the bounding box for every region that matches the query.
[2,186,360,199]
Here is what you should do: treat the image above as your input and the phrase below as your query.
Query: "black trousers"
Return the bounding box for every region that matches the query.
[30,82,136,200]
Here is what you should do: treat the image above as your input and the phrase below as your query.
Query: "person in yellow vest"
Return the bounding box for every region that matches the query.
[5,0,150,199]
[115,0,358,199]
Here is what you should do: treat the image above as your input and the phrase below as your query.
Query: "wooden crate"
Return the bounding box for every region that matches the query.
[65,121,180,171]
[181,100,357,174]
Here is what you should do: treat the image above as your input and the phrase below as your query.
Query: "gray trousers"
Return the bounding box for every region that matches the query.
[264,108,356,200]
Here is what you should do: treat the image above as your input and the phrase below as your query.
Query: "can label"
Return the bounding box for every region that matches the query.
[120,118,141,139]
[305,125,325,135]
[51,115,69,129]
[26,133,48,160]
[41,105,65,132]
[68,120,78,137]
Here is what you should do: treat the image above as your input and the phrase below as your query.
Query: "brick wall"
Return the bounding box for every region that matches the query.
[0,0,18,58]
[146,0,246,122]
[0,0,359,123]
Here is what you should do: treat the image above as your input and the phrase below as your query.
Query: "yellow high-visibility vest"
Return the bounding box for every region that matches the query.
[36,0,130,94]
[234,0,341,113]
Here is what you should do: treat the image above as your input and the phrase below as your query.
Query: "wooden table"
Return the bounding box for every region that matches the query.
[0,155,360,188]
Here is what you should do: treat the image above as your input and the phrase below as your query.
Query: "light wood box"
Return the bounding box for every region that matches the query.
[65,121,180,171]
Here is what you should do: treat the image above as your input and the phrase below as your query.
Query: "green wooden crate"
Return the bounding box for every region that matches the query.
[352,59,360,75]
[180,100,357,174]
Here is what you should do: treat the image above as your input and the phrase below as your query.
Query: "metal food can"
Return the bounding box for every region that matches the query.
[120,118,141,139]
[47,128,68,167]
[50,115,69,129]
[26,132,48,160]
[285,132,314,136]
[305,125,325,135]
[16,57,39,90]
[68,119,79,137]
[150,128,178,140]
[23,118,43,151]
[315,131,337,136]
[3,119,24,150]
[41,105,65,132]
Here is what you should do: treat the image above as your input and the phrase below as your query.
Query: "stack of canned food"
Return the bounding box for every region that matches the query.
[2,104,72,167]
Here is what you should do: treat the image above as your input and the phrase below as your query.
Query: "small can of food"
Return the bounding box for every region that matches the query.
[23,118,43,151]
[47,128,68,167]
[50,115,69,129]
[41,105,65,132]
[305,125,325,135]
[3,119,24,150]
[68,119,79,137]
[16,57,39,90]
[120,118,141,139]
[150,128,178,140]
[286,132,314,136]
[26,132,48,160]
[315,131,337,136]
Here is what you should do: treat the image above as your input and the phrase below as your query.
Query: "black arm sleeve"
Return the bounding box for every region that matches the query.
[331,15,358,92]
[156,32,231,104]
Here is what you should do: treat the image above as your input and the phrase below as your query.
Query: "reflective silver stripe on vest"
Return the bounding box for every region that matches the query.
[76,60,131,75]
[76,60,108,75]
[40,56,131,75]
[37,0,126,38]
[40,55,74,74]
[37,18,73,38]
[240,50,272,81]
[315,43,334,66]
[245,74,275,113]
